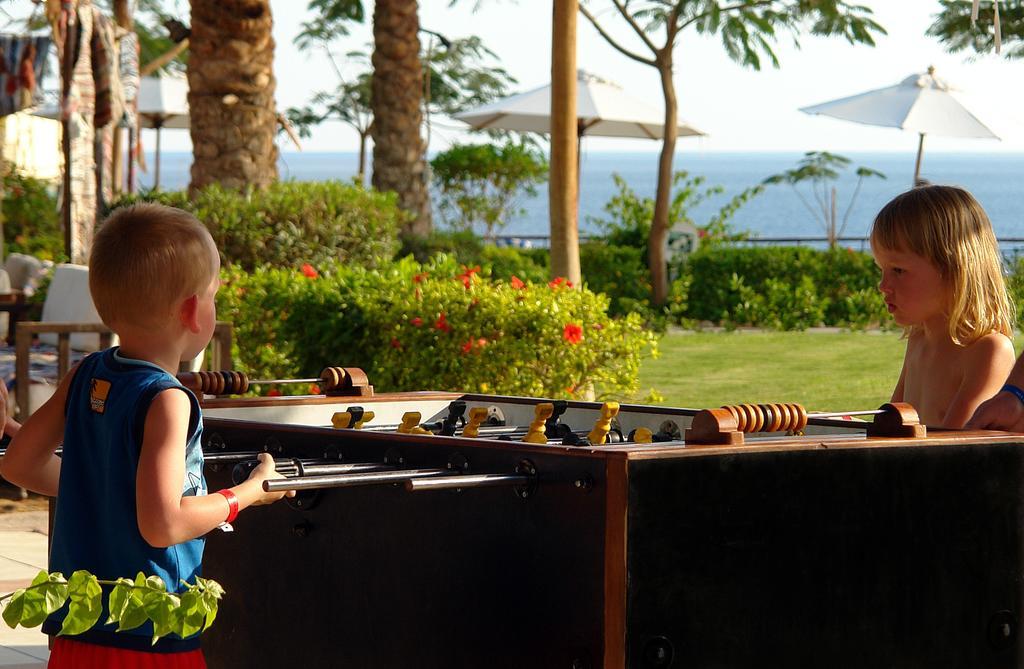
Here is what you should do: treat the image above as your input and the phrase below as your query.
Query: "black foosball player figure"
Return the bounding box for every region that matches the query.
[0,203,295,669]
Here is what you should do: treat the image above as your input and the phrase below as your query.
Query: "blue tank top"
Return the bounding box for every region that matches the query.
[43,347,206,652]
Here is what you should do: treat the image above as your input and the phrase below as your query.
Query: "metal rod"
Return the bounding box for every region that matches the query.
[248,377,321,386]
[358,423,519,437]
[292,462,389,476]
[264,468,451,492]
[270,462,384,476]
[206,452,348,465]
[809,410,884,420]
[204,451,271,463]
[405,474,532,492]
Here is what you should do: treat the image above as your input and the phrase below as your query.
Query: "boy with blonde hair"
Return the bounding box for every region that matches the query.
[1,203,290,667]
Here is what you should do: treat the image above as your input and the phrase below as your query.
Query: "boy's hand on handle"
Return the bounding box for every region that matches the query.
[966,391,1024,432]
[244,452,295,504]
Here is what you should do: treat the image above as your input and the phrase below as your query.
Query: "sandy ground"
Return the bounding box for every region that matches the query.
[0,484,48,534]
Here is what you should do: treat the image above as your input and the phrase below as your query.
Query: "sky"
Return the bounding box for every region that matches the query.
[117,1,1024,154]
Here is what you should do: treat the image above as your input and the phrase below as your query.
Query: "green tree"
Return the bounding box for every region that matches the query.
[591,171,762,251]
[578,0,886,305]
[431,142,548,239]
[287,61,374,184]
[295,1,513,236]
[287,38,515,186]
[763,151,885,247]
[928,1,1024,59]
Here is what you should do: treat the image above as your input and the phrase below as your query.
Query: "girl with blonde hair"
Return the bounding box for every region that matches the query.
[871,184,1015,428]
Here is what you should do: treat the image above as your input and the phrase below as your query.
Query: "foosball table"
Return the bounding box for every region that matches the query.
[178,368,1024,668]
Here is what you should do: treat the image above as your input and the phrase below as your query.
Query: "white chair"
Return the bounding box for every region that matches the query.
[7,264,232,419]
[37,264,110,352]
[3,253,46,293]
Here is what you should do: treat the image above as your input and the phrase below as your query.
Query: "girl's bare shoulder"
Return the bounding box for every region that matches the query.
[963,332,1015,365]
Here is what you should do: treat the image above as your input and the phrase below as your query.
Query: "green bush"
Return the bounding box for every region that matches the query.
[589,171,760,253]
[431,141,548,239]
[113,181,404,270]
[579,242,652,318]
[397,231,549,284]
[724,275,826,330]
[681,245,888,328]
[1007,255,1024,332]
[398,229,484,265]
[216,256,657,399]
[3,167,62,260]
[478,245,548,284]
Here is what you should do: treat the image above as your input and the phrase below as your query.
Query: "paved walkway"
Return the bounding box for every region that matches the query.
[0,512,49,668]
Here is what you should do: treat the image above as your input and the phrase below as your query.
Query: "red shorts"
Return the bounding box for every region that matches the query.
[48,637,206,669]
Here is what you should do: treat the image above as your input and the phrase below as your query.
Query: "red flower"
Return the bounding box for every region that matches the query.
[267,388,283,397]
[458,265,481,289]
[413,272,428,284]
[566,385,577,395]
[563,323,583,345]
[697,229,708,239]
[510,275,525,289]
[309,384,321,395]
[460,339,473,355]
[434,313,451,333]
[410,317,423,327]
[548,276,573,289]
[391,338,402,349]
[301,263,318,279]
[476,338,488,348]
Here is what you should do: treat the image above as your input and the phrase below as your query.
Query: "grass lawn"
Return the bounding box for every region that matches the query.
[638,330,907,412]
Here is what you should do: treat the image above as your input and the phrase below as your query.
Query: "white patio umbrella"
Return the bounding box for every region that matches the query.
[137,75,189,189]
[800,66,999,184]
[455,69,705,145]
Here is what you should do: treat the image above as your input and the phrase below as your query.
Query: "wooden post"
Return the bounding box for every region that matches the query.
[61,1,79,261]
[549,0,581,286]
[154,120,163,190]
[111,0,133,195]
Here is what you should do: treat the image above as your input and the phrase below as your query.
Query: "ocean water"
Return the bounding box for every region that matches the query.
[144,151,1024,244]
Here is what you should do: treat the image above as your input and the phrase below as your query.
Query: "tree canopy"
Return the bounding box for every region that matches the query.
[928,0,1024,59]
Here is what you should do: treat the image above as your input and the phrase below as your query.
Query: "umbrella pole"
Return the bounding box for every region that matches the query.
[576,126,583,186]
[127,126,136,194]
[155,121,163,190]
[913,132,925,185]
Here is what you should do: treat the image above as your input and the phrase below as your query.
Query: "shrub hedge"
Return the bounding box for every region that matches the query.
[3,167,62,260]
[402,239,889,330]
[217,256,657,399]
[682,246,889,329]
[113,181,405,270]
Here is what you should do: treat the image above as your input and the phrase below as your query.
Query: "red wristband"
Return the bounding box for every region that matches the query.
[215,489,239,524]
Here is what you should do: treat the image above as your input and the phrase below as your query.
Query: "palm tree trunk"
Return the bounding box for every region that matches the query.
[188,0,278,193]
[371,0,432,236]
[651,58,677,305]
